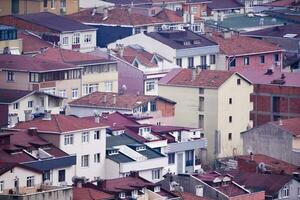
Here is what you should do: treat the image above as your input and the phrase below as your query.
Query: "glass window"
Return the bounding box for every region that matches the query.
[229,98,232,104]
[188,57,194,68]
[229,116,232,123]
[282,185,289,198]
[13,103,19,110]
[62,37,68,45]
[72,88,78,99]
[94,153,101,163]
[82,132,89,143]
[228,133,232,140]
[94,130,100,140]
[29,72,39,82]
[64,134,73,145]
[72,33,80,45]
[168,153,175,164]
[84,34,92,43]
[260,55,265,64]
[210,55,216,65]
[119,192,125,199]
[28,101,33,108]
[26,176,34,187]
[274,53,279,62]
[81,155,89,167]
[152,169,161,180]
[244,56,250,65]
[83,84,98,95]
[150,101,157,111]
[105,81,113,92]
[237,78,241,85]
[146,81,155,92]
[176,58,182,67]
[7,71,15,81]
[0,181,4,193]
[201,55,207,66]
[191,6,197,13]
[185,150,194,166]
[43,0,48,8]
[58,169,65,182]
[229,57,236,67]
[58,90,67,98]
[51,0,55,8]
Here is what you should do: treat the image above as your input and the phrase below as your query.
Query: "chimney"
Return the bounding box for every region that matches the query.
[250,152,254,161]
[195,185,203,197]
[43,110,52,120]
[28,127,37,136]
[130,171,139,177]
[113,94,117,105]
[94,113,100,124]
[24,110,32,122]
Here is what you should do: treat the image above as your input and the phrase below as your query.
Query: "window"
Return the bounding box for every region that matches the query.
[229,116,232,123]
[82,132,89,143]
[64,134,74,145]
[58,90,67,98]
[132,190,138,198]
[210,55,216,65]
[228,133,232,141]
[51,0,55,8]
[119,192,125,199]
[7,71,15,81]
[84,34,92,43]
[135,28,141,34]
[43,0,48,8]
[29,72,39,82]
[81,155,89,167]
[105,81,113,92]
[94,130,100,140]
[274,53,279,62]
[83,84,98,95]
[94,153,101,163]
[26,176,34,187]
[176,58,182,67]
[188,57,194,68]
[199,97,204,111]
[58,169,65,182]
[260,55,265,64]
[282,185,289,198]
[229,98,232,104]
[0,181,3,193]
[152,169,161,180]
[72,33,80,45]
[62,37,68,45]
[200,133,205,138]
[185,150,194,166]
[199,115,204,129]
[191,6,197,13]
[200,55,207,66]
[237,78,241,85]
[72,88,78,99]
[28,101,33,108]
[43,171,51,181]
[150,101,157,111]
[199,88,204,94]
[244,56,250,65]
[146,81,155,92]
[229,57,236,67]
[61,0,66,8]
[13,103,19,110]
[151,9,156,15]
[168,153,175,164]
[154,186,160,192]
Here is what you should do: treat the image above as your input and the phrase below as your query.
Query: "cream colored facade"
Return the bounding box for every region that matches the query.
[158,74,253,161]
[0,38,23,54]
[0,0,79,16]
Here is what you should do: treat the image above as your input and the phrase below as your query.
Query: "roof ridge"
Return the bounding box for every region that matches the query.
[53,115,63,133]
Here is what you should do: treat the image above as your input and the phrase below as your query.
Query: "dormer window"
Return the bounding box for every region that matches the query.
[154,186,160,192]
[119,192,126,199]
[108,149,119,155]
[139,127,151,136]
[136,146,146,151]
[193,40,201,44]
[183,41,191,46]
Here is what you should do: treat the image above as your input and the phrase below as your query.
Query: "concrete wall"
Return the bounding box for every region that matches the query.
[0,71,32,91]
[104,159,120,180]
[242,123,300,165]
[0,39,23,54]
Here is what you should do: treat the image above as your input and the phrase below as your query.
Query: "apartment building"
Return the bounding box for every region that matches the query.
[0,89,64,127]
[158,69,253,161]
[0,0,79,16]
[108,30,219,69]
[0,12,97,52]
[68,92,176,125]
[111,45,179,95]
[0,129,76,186]
[206,31,284,71]
[69,6,204,47]
[14,114,108,182]
[85,112,208,174]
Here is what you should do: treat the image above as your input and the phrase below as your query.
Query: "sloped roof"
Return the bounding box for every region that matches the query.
[272,118,300,137]
[159,69,238,88]
[244,24,300,38]
[73,186,114,200]
[14,115,107,134]
[0,89,33,104]
[0,162,41,176]
[14,12,96,33]
[207,33,283,56]
[18,32,52,53]
[208,0,244,10]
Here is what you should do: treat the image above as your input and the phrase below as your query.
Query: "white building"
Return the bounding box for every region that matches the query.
[14,115,108,182]
[0,89,64,128]
[108,30,219,69]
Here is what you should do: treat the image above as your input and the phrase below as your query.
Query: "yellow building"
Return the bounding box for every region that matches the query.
[0,0,79,16]
[158,69,253,162]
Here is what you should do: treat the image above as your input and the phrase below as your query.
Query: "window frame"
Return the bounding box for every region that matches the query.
[81,155,90,167]
[244,56,250,65]
[168,153,175,164]
[58,169,66,182]
[72,33,80,45]
[7,71,15,82]
[26,176,35,188]
[152,169,161,180]
[94,153,101,163]
[64,134,74,145]
[82,132,89,143]
[84,34,92,44]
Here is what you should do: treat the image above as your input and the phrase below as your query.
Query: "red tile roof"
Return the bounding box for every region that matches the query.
[265,0,298,7]
[70,92,175,110]
[69,7,200,26]
[14,115,107,134]
[18,31,52,53]
[236,154,300,175]
[159,69,237,88]
[0,89,34,104]
[207,33,283,56]
[0,162,41,176]
[0,129,68,163]
[73,187,114,200]
[34,47,112,65]
[272,118,300,137]
[0,54,78,72]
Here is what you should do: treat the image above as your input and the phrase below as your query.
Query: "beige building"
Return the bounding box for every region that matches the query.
[158,68,253,161]
[0,0,79,16]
